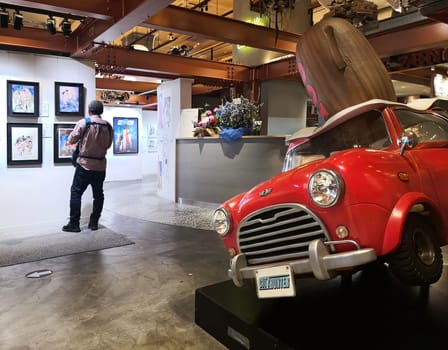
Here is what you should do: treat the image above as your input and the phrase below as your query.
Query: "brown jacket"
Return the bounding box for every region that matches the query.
[68,115,113,171]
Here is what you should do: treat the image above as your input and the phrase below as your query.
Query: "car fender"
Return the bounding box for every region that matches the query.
[382,192,440,254]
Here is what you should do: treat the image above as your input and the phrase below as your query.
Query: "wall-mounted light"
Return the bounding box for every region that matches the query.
[13,10,23,30]
[60,17,71,38]
[46,15,56,34]
[0,8,8,28]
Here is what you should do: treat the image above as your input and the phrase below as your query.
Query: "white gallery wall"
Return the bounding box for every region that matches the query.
[0,51,157,232]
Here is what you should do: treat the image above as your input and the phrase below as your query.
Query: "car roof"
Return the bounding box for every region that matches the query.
[287,99,405,142]
[406,97,448,110]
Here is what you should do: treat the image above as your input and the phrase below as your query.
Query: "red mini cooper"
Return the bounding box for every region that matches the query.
[212,98,448,299]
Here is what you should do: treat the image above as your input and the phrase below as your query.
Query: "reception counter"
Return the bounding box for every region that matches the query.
[176,136,287,205]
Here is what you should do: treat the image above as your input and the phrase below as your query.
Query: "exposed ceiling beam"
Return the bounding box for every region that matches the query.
[389,71,432,86]
[0,27,75,53]
[95,77,159,93]
[145,5,300,55]
[92,0,174,46]
[368,21,448,57]
[0,0,117,20]
[255,56,299,81]
[91,46,251,82]
[1,1,446,97]
[4,1,175,57]
[71,0,175,57]
[419,0,448,24]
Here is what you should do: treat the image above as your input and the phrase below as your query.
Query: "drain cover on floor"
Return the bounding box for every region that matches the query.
[25,269,53,278]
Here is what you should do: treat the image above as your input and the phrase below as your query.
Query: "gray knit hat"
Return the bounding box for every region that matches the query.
[88,100,104,115]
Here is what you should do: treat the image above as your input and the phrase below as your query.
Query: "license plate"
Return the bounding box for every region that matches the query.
[255,265,295,299]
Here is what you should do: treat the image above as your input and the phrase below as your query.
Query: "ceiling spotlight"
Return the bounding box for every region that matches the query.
[131,44,149,52]
[0,8,8,28]
[46,15,56,35]
[168,32,174,41]
[13,10,23,30]
[60,18,71,38]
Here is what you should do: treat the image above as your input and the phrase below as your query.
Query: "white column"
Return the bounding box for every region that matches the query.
[156,78,193,201]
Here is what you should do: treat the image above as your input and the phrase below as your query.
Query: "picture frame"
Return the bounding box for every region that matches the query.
[55,82,84,116]
[7,123,43,165]
[113,117,139,154]
[7,80,40,117]
[53,123,76,163]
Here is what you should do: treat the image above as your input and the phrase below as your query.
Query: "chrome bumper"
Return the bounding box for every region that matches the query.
[228,239,377,287]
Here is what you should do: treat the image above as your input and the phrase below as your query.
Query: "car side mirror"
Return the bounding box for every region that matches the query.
[397,130,417,156]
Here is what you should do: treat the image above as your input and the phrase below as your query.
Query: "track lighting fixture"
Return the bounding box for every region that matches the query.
[0,8,8,28]
[61,18,71,38]
[46,15,56,34]
[0,4,85,37]
[13,10,23,30]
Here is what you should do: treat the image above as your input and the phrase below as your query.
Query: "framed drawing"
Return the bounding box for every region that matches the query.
[7,123,43,165]
[7,80,40,117]
[53,123,76,163]
[55,82,84,116]
[113,117,139,154]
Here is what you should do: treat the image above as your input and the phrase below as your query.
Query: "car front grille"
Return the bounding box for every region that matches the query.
[237,204,329,265]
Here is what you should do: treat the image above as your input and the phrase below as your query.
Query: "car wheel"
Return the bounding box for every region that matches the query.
[388,214,443,286]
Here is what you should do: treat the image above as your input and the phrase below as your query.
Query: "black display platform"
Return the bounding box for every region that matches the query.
[195,262,448,350]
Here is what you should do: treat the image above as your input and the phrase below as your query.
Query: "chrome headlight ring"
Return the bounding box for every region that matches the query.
[212,207,231,236]
[308,169,343,208]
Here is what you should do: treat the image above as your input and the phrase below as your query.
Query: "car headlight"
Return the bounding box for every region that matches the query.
[212,208,231,236]
[308,169,343,207]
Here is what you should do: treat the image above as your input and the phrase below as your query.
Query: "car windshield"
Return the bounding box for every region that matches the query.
[283,109,391,171]
[395,108,448,143]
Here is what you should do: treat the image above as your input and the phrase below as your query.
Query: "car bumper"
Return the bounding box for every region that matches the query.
[228,239,377,287]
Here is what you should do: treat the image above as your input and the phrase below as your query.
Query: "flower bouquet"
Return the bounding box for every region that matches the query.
[215,96,262,142]
[193,105,221,137]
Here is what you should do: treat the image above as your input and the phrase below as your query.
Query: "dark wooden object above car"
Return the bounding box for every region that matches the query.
[296,17,397,121]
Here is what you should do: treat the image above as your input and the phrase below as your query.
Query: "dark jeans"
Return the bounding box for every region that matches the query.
[69,165,106,224]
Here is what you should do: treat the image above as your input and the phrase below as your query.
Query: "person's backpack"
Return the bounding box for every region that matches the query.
[71,117,91,167]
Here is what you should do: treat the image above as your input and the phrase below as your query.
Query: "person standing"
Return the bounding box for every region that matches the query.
[62,100,113,232]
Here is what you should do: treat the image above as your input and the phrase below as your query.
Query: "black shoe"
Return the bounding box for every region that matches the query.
[88,222,98,231]
[62,223,81,232]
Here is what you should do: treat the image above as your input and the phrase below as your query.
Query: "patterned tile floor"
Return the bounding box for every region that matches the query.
[103,175,218,231]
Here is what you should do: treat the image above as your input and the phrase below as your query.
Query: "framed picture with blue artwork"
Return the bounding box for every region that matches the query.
[53,123,77,163]
[113,117,139,154]
[7,80,40,117]
[55,82,84,116]
[7,123,42,165]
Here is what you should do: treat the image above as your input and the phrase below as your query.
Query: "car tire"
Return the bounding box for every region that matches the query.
[388,214,443,286]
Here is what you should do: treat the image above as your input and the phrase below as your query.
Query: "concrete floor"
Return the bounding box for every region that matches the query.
[0,176,229,350]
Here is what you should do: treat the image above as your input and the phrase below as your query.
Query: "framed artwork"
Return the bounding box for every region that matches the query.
[55,82,84,116]
[113,117,139,154]
[7,123,43,165]
[7,80,40,117]
[53,123,76,163]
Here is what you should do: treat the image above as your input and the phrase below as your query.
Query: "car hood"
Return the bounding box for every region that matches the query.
[222,147,412,222]
[224,161,319,220]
